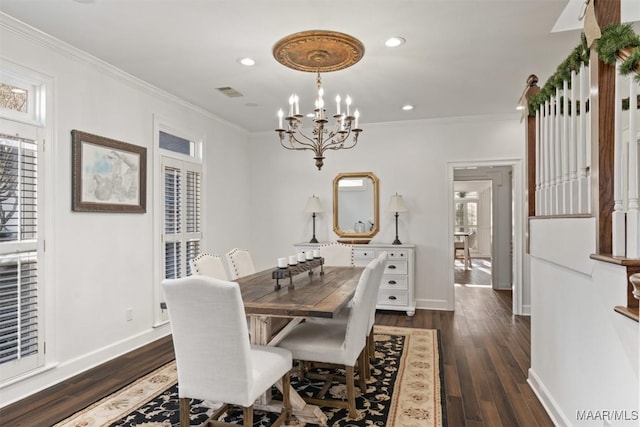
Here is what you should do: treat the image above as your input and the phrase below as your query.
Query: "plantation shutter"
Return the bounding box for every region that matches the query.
[0,132,42,378]
[162,158,201,281]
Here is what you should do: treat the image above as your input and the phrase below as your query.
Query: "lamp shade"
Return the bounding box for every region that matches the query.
[386,193,408,213]
[304,195,324,213]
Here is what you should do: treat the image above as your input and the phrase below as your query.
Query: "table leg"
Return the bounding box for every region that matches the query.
[250,316,328,426]
[463,236,470,269]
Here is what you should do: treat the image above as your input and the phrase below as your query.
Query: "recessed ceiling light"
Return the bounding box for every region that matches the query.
[402,104,414,111]
[238,57,255,66]
[385,37,405,48]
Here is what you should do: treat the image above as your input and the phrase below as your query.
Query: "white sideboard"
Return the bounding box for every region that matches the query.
[293,242,416,316]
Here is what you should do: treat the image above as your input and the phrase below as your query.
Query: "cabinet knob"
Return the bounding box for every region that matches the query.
[388,280,397,285]
[388,295,397,300]
[388,265,397,269]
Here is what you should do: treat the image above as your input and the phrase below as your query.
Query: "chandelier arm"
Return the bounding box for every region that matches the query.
[290,128,321,148]
[324,133,360,150]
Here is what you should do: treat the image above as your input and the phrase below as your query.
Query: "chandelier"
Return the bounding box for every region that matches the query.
[273,30,365,170]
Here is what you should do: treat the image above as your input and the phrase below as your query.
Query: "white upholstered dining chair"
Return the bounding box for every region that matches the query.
[307,252,388,379]
[276,256,386,419]
[226,248,256,279]
[190,253,228,280]
[319,242,353,266]
[162,276,292,427]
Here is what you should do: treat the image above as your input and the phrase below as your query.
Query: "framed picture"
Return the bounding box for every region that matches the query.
[71,130,147,213]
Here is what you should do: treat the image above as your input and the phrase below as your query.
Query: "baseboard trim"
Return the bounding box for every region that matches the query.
[527,368,571,427]
[0,326,171,407]
[416,298,453,311]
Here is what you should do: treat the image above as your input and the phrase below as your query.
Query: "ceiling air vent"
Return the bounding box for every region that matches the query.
[216,86,244,98]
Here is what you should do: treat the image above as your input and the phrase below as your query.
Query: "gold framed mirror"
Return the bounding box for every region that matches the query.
[333,172,379,239]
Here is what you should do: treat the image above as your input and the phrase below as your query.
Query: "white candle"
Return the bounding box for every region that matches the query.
[345,95,352,116]
[294,94,299,115]
[313,249,320,258]
[335,94,341,115]
[305,252,313,260]
[297,252,306,262]
[278,257,287,268]
[288,95,294,116]
[277,109,283,129]
[289,255,298,265]
[354,109,360,128]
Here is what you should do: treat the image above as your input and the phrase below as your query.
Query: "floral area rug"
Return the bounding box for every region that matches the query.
[55,325,446,427]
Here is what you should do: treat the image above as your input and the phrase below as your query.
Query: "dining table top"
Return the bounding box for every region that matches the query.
[235,265,364,319]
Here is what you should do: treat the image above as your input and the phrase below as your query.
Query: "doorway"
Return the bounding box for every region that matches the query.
[448,160,523,315]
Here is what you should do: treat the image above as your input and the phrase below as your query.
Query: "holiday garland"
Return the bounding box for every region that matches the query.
[528,23,640,115]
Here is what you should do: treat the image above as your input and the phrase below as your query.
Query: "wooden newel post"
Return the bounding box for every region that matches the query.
[525,74,540,218]
[590,0,621,256]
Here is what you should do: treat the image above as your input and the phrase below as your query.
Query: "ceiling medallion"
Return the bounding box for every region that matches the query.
[273,30,365,171]
[273,30,365,73]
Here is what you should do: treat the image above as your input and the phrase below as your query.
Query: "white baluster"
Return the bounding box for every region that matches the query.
[612,65,625,257]
[562,79,571,214]
[536,109,541,215]
[569,70,579,214]
[555,89,562,215]
[577,64,589,214]
[627,74,639,257]
[545,100,552,215]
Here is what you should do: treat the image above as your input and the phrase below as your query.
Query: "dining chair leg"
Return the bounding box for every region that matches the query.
[368,332,375,362]
[179,398,190,426]
[243,405,253,426]
[357,350,368,392]
[282,372,292,423]
[345,365,358,419]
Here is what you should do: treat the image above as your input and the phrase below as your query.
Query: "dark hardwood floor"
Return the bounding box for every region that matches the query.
[1,258,553,427]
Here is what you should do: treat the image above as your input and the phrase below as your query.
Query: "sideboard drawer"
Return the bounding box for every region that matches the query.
[353,248,376,260]
[386,249,409,260]
[384,260,407,275]
[378,289,408,307]
[380,275,408,290]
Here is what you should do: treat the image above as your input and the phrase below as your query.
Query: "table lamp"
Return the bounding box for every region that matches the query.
[386,193,408,245]
[304,195,324,243]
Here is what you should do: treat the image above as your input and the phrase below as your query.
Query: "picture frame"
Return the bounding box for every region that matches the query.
[71,130,147,213]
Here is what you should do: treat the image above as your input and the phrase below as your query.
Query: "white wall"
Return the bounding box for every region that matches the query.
[0,15,252,405]
[529,217,639,426]
[249,115,525,311]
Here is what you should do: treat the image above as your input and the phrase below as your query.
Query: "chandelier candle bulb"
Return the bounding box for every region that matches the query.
[289,95,295,116]
[345,95,352,116]
[354,109,360,129]
[277,109,283,129]
[294,95,300,115]
[336,94,341,115]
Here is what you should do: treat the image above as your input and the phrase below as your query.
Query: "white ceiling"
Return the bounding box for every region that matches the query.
[0,0,606,133]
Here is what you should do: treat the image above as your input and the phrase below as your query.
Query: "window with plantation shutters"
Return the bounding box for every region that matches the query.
[0,130,43,380]
[154,123,202,323]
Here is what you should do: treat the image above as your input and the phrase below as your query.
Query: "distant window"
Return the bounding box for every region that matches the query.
[0,83,28,113]
[159,131,195,157]
[339,178,364,188]
[0,73,44,126]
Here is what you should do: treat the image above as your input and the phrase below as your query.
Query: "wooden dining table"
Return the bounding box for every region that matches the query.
[235,264,364,426]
